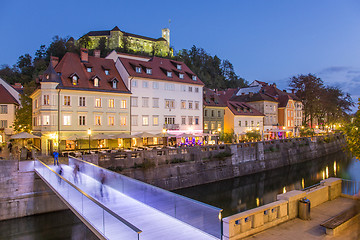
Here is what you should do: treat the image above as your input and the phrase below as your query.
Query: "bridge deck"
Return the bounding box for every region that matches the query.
[38,163,217,240]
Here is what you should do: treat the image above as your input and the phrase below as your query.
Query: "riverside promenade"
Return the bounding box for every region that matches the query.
[244,197,359,240]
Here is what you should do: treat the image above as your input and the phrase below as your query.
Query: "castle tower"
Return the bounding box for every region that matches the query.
[162,28,170,45]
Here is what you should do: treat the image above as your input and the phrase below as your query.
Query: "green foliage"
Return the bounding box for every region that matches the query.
[342,98,360,159]
[77,35,92,49]
[170,158,186,164]
[13,81,36,132]
[245,130,261,141]
[219,129,235,143]
[299,127,315,137]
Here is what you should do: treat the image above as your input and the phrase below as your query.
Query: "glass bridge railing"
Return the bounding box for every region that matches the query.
[342,179,360,196]
[34,159,142,240]
[69,157,223,239]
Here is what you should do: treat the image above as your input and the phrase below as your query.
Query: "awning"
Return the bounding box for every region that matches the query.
[92,133,117,140]
[11,132,41,139]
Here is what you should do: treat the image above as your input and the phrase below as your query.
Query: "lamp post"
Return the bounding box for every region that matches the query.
[87,128,91,154]
[162,128,167,146]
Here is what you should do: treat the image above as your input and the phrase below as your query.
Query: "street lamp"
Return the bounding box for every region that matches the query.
[162,128,167,146]
[87,128,91,154]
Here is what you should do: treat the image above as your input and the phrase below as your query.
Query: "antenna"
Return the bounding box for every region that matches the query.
[169,19,171,29]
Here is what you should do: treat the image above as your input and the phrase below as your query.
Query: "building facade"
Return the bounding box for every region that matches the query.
[31,50,131,154]
[203,88,226,134]
[107,51,204,136]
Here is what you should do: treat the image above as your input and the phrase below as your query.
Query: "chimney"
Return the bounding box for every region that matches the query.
[283,89,287,93]
[50,56,59,67]
[291,89,295,94]
[272,83,277,88]
[94,50,101,58]
[80,48,89,62]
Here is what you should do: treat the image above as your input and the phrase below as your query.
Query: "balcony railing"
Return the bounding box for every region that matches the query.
[163,124,179,130]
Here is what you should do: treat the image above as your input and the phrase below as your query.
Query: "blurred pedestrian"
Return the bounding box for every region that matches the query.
[99,170,106,198]
[57,165,63,184]
[73,164,80,184]
[53,150,59,165]
[8,142,12,154]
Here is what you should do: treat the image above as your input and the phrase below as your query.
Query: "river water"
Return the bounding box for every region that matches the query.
[1,151,358,239]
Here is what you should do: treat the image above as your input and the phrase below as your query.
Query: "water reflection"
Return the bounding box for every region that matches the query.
[175,151,358,217]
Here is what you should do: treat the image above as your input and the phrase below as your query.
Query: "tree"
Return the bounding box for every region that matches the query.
[46,36,68,61]
[13,81,36,132]
[245,130,261,141]
[343,98,360,159]
[77,34,92,49]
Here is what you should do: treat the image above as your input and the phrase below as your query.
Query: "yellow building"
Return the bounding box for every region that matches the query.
[79,26,172,57]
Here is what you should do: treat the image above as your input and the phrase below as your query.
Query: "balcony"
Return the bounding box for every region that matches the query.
[163,124,179,130]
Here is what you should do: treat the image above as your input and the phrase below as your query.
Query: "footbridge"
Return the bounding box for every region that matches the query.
[34,157,222,240]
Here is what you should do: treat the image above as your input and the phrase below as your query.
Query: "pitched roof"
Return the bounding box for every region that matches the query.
[203,88,226,107]
[119,56,204,86]
[40,61,62,84]
[231,92,277,103]
[0,84,19,105]
[217,88,238,103]
[227,101,265,116]
[53,52,130,93]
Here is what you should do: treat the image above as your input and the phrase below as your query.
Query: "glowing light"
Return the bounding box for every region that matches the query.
[162,128,167,134]
[315,125,319,129]
[256,197,260,207]
[322,171,325,180]
[283,187,287,194]
[301,178,305,189]
[217,128,222,132]
[301,126,304,129]
[218,212,222,220]
[87,129,92,135]
[334,161,337,176]
[326,166,329,178]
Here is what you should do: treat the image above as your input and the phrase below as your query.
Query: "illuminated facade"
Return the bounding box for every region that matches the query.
[203,88,226,134]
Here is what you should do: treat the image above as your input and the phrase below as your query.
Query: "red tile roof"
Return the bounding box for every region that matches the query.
[227,101,264,116]
[203,88,226,107]
[119,56,204,86]
[54,52,130,93]
[0,84,19,105]
[218,88,238,103]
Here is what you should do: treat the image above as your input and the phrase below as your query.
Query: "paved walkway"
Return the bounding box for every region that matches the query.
[245,197,359,240]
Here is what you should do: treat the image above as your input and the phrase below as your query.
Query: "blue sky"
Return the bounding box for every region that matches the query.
[1,0,359,111]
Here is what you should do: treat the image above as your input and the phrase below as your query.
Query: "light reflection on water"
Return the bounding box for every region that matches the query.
[175,151,358,217]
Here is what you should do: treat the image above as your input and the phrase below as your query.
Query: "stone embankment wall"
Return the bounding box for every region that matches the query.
[0,161,67,221]
[98,134,346,190]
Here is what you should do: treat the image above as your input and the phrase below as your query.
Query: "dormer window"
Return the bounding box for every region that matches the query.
[94,77,99,87]
[177,64,182,70]
[167,71,172,77]
[146,68,152,75]
[136,67,141,73]
[45,74,49,80]
[72,76,78,85]
[87,67,92,73]
[112,81,117,89]
[105,70,109,75]
[179,73,184,79]
[192,75,197,81]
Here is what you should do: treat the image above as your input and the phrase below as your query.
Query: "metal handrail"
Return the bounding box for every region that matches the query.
[70,156,223,212]
[301,183,321,192]
[34,159,142,234]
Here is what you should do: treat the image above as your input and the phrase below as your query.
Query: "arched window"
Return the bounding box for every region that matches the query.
[112,80,117,89]
[94,77,99,87]
[72,75,78,85]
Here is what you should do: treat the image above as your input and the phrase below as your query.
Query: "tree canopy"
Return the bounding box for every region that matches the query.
[343,98,360,159]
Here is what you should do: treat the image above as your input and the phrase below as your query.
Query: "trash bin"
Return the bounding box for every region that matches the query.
[298,197,311,220]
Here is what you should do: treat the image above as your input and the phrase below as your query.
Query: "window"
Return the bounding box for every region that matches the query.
[0,105,7,114]
[167,71,172,77]
[132,80,138,87]
[188,116,193,125]
[165,99,175,109]
[211,110,214,117]
[195,87,199,93]
[195,102,199,110]
[146,68,152,75]
[120,100,127,109]
[204,122,208,129]
[211,122,215,129]
[181,116,186,125]
[165,83,175,91]
[188,86,192,92]
[195,117,199,125]
[181,100,186,109]
[79,97,86,107]
[142,81,149,88]
[131,115,138,126]
[153,81,159,89]
[136,67,141,73]
[35,99,38,108]
[105,70,109,75]
[79,115,86,125]
[153,98,159,108]
[179,73,184,79]
[112,81,117,89]
[177,64,182,70]
[181,85,186,92]
[204,110,207,116]
[0,120,7,128]
[95,116,101,125]
[142,97,149,107]
[43,115,50,125]
[245,121,248,127]
[33,117,36,127]
[120,116,126,126]
[95,98,102,108]
[192,75,197,81]
[43,95,50,105]
[72,76,78,85]
[131,97,138,107]
[239,121,241,126]
[153,115,159,126]
[164,117,175,124]
[251,121,254,127]
[108,116,115,126]
[63,115,71,125]
[142,116,149,126]
[257,122,260,127]
[94,77,99,87]
[109,99,115,108]
[218,123,222,130]
[218,111,221,117]
[188,101,193,109]
[87,67,92,72]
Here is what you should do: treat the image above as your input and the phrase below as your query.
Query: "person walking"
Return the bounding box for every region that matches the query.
[53,150,59,165]
[99,170,106,198]
[73,164,80,184]
[8,142,12,154]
